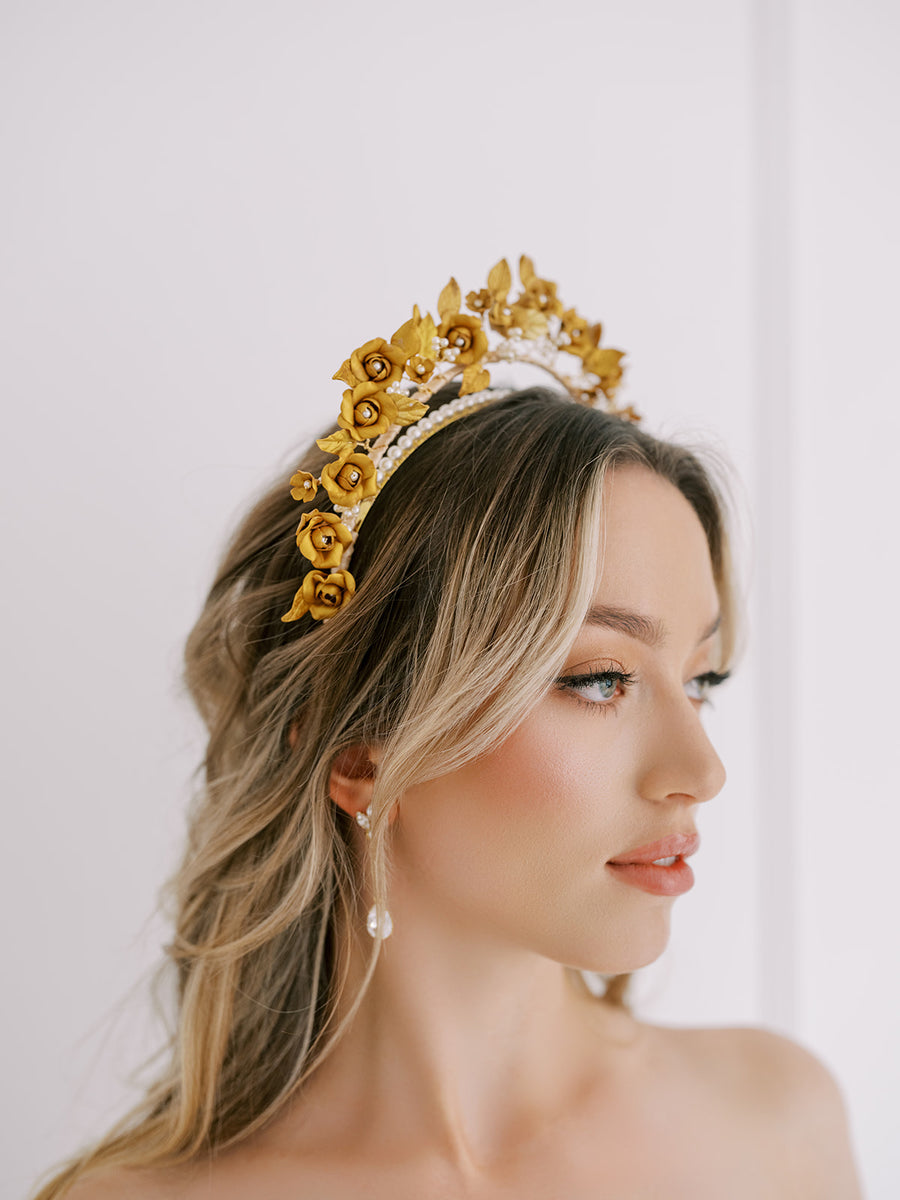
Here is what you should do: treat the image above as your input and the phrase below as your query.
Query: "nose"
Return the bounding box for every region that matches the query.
[636,693,727,805]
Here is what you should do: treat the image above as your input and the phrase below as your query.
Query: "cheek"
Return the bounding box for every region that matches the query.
[395,703,638,901]
[472,714,598,826]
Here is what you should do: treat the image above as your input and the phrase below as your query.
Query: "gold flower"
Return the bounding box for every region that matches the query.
[295,510,353,570]
[435,278,489,365]
[466,288,492,313]
[519,279,563,317]
[289,471,319,502]
[338,382,400,440]
[333,338,408,388]
[321,453,378,507]
[518,255,564,317]
[437,312,488,365]
[560,308,599,356]
[281,569,356,623]
[508,303,548,338]
[405,354,436,383]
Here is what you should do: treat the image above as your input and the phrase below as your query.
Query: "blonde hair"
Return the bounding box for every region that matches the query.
[33,386,737,1196]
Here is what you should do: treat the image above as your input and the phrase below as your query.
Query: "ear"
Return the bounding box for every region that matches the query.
[328,743,381,821]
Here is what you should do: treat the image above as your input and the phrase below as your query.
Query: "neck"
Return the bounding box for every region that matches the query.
[292,896,642,1170]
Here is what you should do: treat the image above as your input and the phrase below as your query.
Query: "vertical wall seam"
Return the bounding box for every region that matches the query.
[752,0,797,1032]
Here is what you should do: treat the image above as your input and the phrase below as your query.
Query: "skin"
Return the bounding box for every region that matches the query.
[68,466,862,1199]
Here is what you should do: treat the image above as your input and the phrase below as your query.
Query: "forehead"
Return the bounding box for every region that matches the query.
[591,465,718,634]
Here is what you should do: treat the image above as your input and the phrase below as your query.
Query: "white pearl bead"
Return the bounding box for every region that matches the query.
[366,905,393,939]
[398,434,412,450]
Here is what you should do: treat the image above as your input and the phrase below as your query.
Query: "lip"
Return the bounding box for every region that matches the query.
[608,832,700,865]
[606,832,700,898]
[606,858,695,896]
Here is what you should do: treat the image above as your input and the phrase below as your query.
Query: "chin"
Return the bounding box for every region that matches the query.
[562,905,674,975]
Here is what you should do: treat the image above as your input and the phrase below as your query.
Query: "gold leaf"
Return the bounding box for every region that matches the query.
[511,306,548,338]
[394,397,429,425]
[390,311,420,355]
[416,310,438,355]
[391,306,438,358]
[332,359,357,387]
[487,258,511,300]
[316,429,355,458]
[519,254,536,287]
[281,587,310,623]
[437,277,461,322]
[584,347,625,376]
[459,364,490,396]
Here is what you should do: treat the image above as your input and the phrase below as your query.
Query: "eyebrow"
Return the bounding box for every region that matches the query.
[583,606,721,648]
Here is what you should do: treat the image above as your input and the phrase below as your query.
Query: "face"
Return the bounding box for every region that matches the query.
[389,465,728,974]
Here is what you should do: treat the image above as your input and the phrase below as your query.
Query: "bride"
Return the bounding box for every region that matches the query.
[36,258,861,1199]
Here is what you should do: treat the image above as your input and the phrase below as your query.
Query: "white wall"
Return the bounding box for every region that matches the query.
[792,0,900,1190]
[1,1,895,1196]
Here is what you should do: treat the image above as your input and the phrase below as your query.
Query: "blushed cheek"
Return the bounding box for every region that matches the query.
[471,710,615,836]
[395,704,637,913]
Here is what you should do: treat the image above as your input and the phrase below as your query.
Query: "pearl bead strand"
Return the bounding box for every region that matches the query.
[336,387,511,563]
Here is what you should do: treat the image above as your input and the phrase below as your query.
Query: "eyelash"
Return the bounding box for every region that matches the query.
[555,668,731,715]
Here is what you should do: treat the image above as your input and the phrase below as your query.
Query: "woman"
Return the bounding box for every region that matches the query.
[36,259,861,1198]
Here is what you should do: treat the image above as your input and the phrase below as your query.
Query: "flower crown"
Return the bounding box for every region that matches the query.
[282,255,636,623]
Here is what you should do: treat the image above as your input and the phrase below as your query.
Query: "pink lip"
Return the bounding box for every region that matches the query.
[606,833,700,898]
[608,832,700,866]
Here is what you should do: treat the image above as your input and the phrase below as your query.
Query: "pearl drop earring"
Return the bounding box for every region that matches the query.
[355,803,393,939]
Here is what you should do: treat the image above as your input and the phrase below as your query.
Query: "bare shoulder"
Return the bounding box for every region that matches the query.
[648,1023,863,1198]
[63,1164,197,1200]
[669,1024,849,1106]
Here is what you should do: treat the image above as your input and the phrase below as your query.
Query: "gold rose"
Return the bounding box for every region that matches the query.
[437,279,489,359]
[337,382,400,441]
[281,569,356,623]
[433,276,492,396]
[333,338,408,388]
[320,453,378,508]
[295,510,353,570]
[438,311,488,365]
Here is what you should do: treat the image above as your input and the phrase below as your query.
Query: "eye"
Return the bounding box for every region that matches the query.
[684,669,731,704]
[556,668,636,711]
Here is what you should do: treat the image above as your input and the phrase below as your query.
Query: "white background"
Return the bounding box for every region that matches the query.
[2,1,897,1196]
